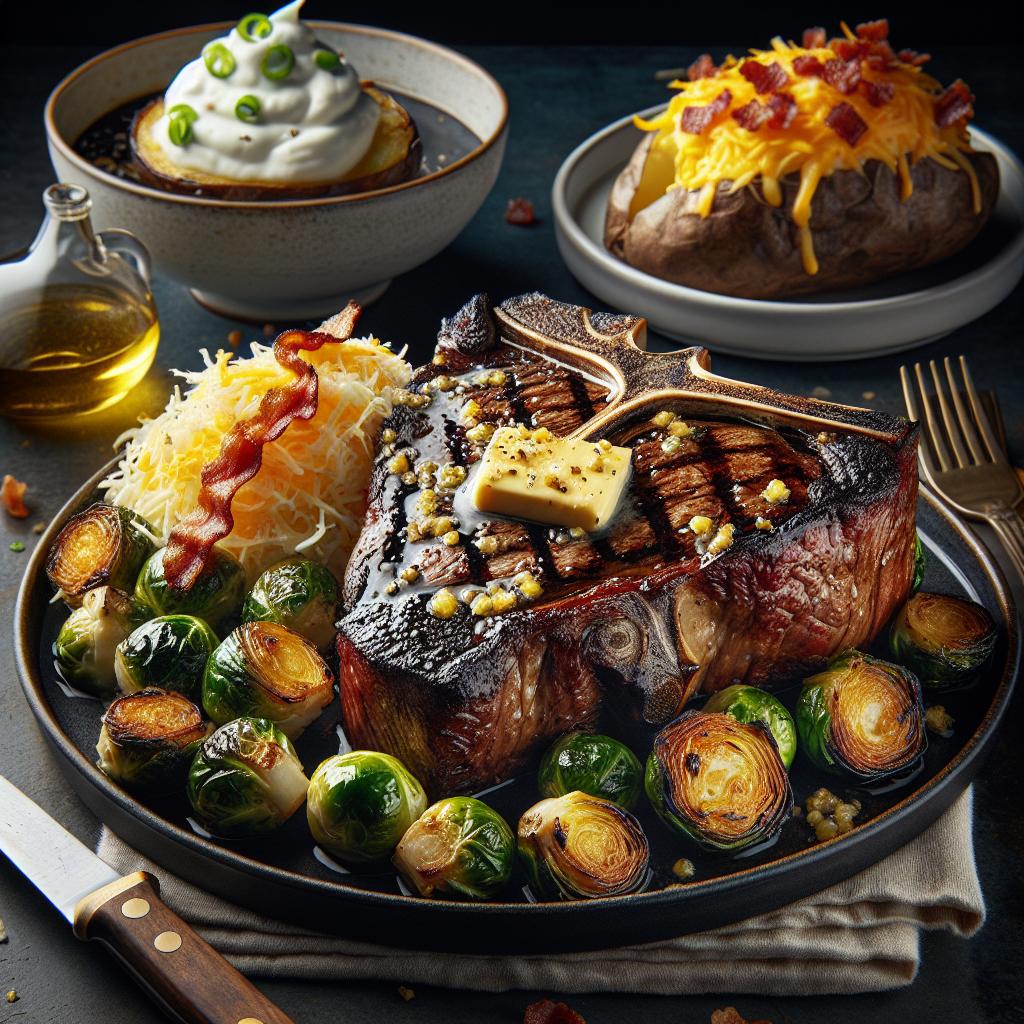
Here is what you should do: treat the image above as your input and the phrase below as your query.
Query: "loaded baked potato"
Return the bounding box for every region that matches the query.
[605,20,999,299]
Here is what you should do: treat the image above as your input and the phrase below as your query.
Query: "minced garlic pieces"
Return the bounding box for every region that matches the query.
[762,478,791,504]
[429,588,459,619]
[754,516,773,531]
[688,515,714,536]
[472,426,631,531]
[705,522,736,555]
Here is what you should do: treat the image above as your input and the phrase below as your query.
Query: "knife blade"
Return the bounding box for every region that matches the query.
[0,774,294,1024]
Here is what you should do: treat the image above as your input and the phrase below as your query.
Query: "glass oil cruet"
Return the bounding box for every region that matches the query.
[0,183,159,419]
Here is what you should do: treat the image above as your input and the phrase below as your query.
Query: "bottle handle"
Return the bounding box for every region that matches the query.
[98,228,152,285]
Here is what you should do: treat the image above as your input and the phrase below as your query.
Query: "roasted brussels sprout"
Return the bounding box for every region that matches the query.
[47,503,156,607]
[394,797,515,899]
[97,688,212,791]
[306,751,427,864]
[187,717,308,837]
[114,614,218,700]
[135,545,246,631]
[797,650,926,782]
[53,586,149,697]
[203,621,334,739]
[889,592,997,689]
[645,711,792,852]
[517,791,649,900]
[242,558,339,652]
[911,533,927,595]
[537,732,643,809]
[702,685,798,770]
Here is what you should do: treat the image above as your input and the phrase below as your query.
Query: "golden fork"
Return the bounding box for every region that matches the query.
[901,355,1024,580]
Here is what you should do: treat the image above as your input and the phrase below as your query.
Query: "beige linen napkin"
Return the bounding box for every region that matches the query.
[96,787,983,996]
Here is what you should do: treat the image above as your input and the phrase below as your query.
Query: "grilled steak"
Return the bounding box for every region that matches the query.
[337,294,918,796]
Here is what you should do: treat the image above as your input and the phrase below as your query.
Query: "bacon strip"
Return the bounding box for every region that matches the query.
[739,60,789,94]
[826,102,869,145]
[680,89,732,134]
[934,79,974,127]
[162,301,362,591]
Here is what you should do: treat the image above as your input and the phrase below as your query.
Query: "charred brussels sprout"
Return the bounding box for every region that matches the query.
[702,685,798,770]
[517,791,649,900]
[394,797,515,900]
[242,558,339,652]
[889,592,997,689]
[114,615,218,700]
[135,545,245,631]
[97,688,211,791]
[797,650,926,783]
[911,533,927,595]
[306,751,427,864]
[537,732,642,809]
[203,621,334,739]
[47,503,156,607]
[187,717,308,837]
[645,711,793,852]
[54,586,149,697]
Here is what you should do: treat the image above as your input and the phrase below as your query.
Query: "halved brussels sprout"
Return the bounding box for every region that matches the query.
[889,592,997,689]
[54,586,149,697]
[203,621,334,739]
[797,650,926,782]
[242,558,339,652]
[645,711,792,852]
[517,791,649,900]
[394,796,515,899]
[97,688,212,791]
[306,751,427,864]
[187,717,308,837]
[114,614,219,700]
[47,503,156,607]
[135,545,246,631]
[702,685,798,770]
[911,533,927,595]
[537,732,643,809]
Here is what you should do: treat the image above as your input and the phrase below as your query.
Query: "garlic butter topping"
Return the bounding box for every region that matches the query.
[151,0,380,184]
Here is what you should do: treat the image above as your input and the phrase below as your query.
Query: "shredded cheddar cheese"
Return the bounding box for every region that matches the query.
[101,336,411,581]
[635,27,980,274]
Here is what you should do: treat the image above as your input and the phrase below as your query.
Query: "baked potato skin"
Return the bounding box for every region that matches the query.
[131,87,422,202]
[605,134,1000,299]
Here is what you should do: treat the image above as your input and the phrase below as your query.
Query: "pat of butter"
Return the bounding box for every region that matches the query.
[471,426,631,531]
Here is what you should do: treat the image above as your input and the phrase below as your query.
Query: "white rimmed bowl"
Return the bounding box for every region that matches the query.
[46,22,508,321]
[553,106,1024,361]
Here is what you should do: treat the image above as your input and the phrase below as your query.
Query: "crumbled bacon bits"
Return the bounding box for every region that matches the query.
[1,475,30,519]
[823,57,861,95]
[688,53,717,80]
[792,54,825,77]
[862,79,895,107]
[681,89,732,134]
[825,101,869,145]
[732,93,795,132]
[739,59,789,94]
[898,48,931,66]
[524,1000,586,1024]
[505,197,536,226]
[934,79,974,127]
[855,19,890,42]
[802,26,826,49]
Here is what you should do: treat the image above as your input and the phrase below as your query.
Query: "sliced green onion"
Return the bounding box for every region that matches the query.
[203,42,237,79]
[261,44,294,80]
[237,12,273,41]
[167,114,194,147]
[168,104,198,125]
[235,94,261,123]
[314,49,341,71]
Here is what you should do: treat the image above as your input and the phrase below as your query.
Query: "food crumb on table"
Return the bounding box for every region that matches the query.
[262,323,275,337]
[31,521,46,534]
[505,197,537,225]
[227,329,243,348]
[2,475,30,518]
[397,985,415,1002]
[9,541,25,553]
[524,998,586,1024]
[711,1008,772,1024]
[811,385,832,399]
[5,990,17,1003]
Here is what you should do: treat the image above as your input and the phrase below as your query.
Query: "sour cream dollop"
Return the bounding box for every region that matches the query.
[151,0,380,184]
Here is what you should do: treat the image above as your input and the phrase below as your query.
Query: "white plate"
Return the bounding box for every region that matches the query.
[552,107,1024,361]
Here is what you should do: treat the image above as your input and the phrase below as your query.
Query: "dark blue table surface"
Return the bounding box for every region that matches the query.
[1,41,1022,1024]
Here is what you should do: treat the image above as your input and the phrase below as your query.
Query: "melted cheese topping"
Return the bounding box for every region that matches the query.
[635,31,980,274]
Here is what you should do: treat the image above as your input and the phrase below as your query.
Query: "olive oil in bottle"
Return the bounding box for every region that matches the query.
[0,184,159,419]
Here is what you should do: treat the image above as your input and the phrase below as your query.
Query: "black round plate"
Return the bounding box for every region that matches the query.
[14,463,1019,954]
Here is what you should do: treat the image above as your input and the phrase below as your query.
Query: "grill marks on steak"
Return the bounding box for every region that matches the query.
[338,294,918,797]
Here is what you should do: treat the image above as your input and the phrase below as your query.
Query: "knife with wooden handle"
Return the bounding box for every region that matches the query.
[0,774,294,1024]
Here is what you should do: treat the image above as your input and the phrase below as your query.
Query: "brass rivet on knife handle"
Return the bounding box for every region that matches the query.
[73,873,295,1023]
[493,296,909,444]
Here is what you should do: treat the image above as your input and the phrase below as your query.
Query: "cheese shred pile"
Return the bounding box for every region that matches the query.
[102,336,411,581]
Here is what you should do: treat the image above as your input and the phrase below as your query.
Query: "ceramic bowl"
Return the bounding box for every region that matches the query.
[46,22,507,321]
